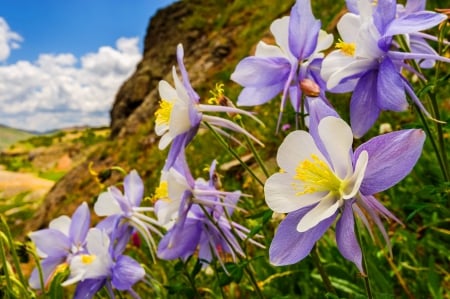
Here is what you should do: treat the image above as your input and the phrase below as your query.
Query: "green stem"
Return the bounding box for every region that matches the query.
[0,231,13,294]
[0,217,27,287]
[355,220,373,299]
[27,245,47,297]
[205,122,264,187]
[180,258,201,298]
[238,118,270,179]
[396,35,450,182]
[210,248,227,299]
[310,245,336,294]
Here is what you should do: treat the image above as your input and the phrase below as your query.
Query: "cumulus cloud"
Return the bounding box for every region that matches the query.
[0,17,23,62]
[0,36,142,132]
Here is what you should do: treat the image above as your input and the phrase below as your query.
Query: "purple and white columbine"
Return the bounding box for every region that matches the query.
[94,170,162,259]
[155,160,262,267]
[264,116,425,272]
[231,0,333,129]
[321,0,448,137]
[28,202,91,289]
[155,43,263,170]
[62,227,145,299]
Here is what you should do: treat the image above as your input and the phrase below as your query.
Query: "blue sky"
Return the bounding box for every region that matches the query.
[0,0,176,132]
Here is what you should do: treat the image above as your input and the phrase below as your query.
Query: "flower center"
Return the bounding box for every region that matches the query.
[208,83,225,105]
[155,99,173,125]
[154,181,170,202]
[293,154,342,195]
[335,39,356,57]
[80,254,96,265]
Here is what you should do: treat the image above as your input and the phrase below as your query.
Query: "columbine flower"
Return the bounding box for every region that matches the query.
[155,43,263,170]
[28,202,91,289]
[321,0,448,137]
[156,160,262,267]
[62,228,145,299]
[94,170,162,259]
[264,116,425,271]
[230,0,333,129]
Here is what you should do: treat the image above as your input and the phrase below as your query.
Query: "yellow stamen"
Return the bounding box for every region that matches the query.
[81,254,96,265]
[155,99,173,125]
[335,39,356,57]
[293,154,341,195]
[208,83,225,105]
[154,181,170,202]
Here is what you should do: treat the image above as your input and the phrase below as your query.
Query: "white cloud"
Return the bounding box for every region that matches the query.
[0,36,142,132]
[0,17,23,62]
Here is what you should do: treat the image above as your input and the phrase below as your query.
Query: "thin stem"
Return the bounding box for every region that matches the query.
[238,118,270,179]
[354,220,373,299]
[310,245,336,294]
[180,258,201,298]
[0,217,27,286]
[0,231,13,293]
[205,122,264,187]
[210,247,227,299]
[244,264,265,299]
[396,35,450,182]
[27,245,47,297]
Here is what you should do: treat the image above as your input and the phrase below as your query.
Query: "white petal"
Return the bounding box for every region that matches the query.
[318,117,354,178]
[264,173,323,213]
[337,13,361,43]
[158,80,177,101]
[167,168,191,199]
[94,192,122,217]
[255,41,285,58]
[270,16,291,58]
[277,130,325,174]
[155,123,169,136]
[49,215,71,236]
[343,150,368,199]
[172,67,189,104]
[169,103,191,136]
[314,30,334,53]
[297,194,340,232]
[86,229,110,256]
[325,55,376,90]
[158,134,173,150]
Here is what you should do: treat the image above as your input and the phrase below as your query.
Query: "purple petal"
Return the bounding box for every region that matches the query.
[231,56,291,86]
[355,129,425,195]
[373,0,397,35]
[237,83,285,106]
[157,218,202,260]
[384,11,446,37]
[377,57,408,112]
[69,202,91,246]
[29,229,70,257]
[112,255,145,290]
[73,278,106,299]
[29,256,65,289]
[176,44,200,104]
[306,96,339,159]
[336,201,363,273]
[405,0,425,12]
[289,0,321,59]
[345,0,359,13]
[269,207,336,266]
[124,170,144,207]
[350,70,381,138]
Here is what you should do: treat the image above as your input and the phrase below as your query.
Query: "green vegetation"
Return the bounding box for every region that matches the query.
[1,0,449,298]
[0,125,35,150]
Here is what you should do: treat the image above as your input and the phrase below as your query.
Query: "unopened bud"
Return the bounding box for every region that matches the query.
[300,79,320,97]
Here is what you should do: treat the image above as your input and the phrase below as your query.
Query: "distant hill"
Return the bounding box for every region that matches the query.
[0,124,36,150]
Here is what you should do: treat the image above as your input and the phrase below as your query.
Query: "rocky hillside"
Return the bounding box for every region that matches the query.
[27,0,345,233]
